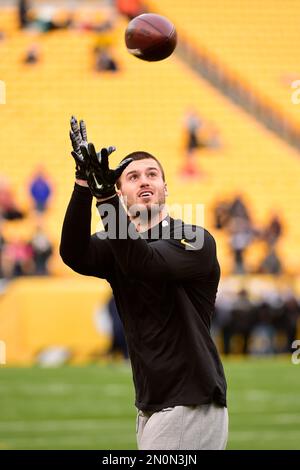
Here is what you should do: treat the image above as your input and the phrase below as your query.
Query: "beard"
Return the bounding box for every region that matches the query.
[131,202,163,224]
[124,190,166,223]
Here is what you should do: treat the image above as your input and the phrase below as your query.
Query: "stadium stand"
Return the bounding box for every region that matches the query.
[0,4,299,362]
[147,0,300,125]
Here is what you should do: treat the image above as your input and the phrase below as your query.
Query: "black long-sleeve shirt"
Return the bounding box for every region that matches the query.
[60,184,227,411]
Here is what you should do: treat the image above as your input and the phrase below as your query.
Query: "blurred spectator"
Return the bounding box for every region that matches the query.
[283,295,300,351]
[2,237,34,279]
[28,5,73,33]
[116,0,146,20]
[30,226,53,275]
[94,295,128,361]
[180,108,204,178]
[229,195,251,222]
[29,168,52,213]
[263,214,283,247]
[214,194,264,274]
[94,47,119,72]
[213,200,231,229]
[23,43,40,65]
[249,302,276,355]
[180,109,222,178]
[107,296,128,360]
[0,177,24,220]
[0,225,53,279]
[92,16,119,73]
[214,292,235,355]
[230,289,254,354]
[214,283,300,355]
[214,195,251,231]
[0,220,5,279]
[257,213,284,274]
[18,0,31,29]
[272,294,299,353]
[183,110,223,155]
[184,108,204,156]
[93,17,116,40]
[228,216,254,274]
[258,248,282,275]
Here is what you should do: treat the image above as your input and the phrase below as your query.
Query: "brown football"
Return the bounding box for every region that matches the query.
[125,13,177,62]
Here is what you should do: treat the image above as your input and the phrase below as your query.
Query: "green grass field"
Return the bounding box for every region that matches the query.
[0,357,299,450]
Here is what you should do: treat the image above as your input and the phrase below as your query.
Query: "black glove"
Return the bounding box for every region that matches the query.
[69,115,89,180]
[80,142,133,199]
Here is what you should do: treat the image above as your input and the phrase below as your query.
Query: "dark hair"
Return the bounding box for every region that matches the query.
[116,151,165,189]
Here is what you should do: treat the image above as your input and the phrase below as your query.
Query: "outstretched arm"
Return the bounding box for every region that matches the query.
[60,184,114,279]
[80,142,215,282]
[60,117,115,279]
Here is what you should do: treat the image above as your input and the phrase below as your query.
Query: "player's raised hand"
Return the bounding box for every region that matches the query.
[69,115,89,180]
[80,143,132,199]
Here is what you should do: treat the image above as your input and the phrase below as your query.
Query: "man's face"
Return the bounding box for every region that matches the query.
[117,159,167,217]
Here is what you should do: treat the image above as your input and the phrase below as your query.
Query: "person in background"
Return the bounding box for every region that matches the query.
[107,296,129,360]
[30,225,53,275]
[258,213,283,275]
[23,43,41,65]
[94,47,119,72]
[263,214,282,248]
[29,167,52,213]
[230,289,254,354]
[1,237,34,279]
[116,0,146,20]
[0,177,24,220]
[228,216,253,274]
[0,219,6,280]
[258,248,282,275]
[180,108,204,178]
[227,195,254,274]
[18,0,31,29]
